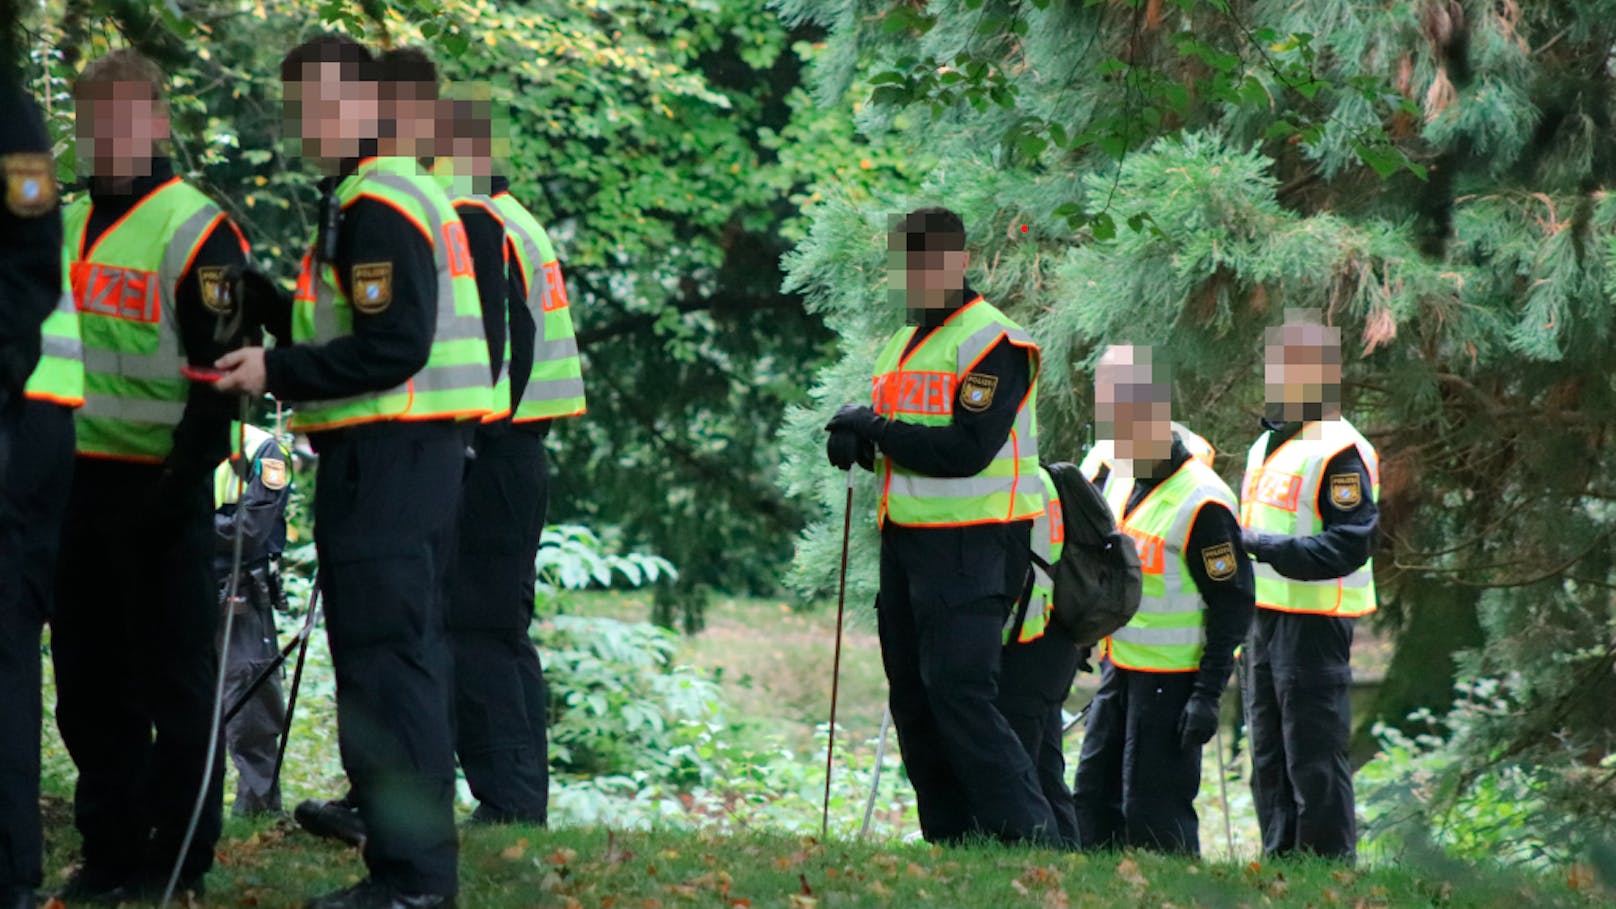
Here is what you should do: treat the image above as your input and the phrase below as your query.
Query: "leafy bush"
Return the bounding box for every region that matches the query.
[537,524,678,595]
[541,615,718,780]
[1360,687,1605,870]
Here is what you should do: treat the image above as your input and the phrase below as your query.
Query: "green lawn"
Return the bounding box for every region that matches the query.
[33,591,1610,906]
[44,816,1608,908]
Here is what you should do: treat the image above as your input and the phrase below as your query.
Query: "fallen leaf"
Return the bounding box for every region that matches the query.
[729,901,751,909]
[545,846,575,866]
[1115,857,1149,888]
[787,897,816,909]
[905,862,927,878]
[500,838,529,861]
[1042,889,1070,909]
[1011,879,1031,896]
[1567,864,1596,890]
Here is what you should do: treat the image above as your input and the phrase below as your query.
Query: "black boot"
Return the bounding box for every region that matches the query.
[56,865,135,905]
[306,878,454,908]
[295,795,368,848]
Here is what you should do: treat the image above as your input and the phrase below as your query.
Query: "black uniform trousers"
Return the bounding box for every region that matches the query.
[0,401,73,894]
[996,624,1082,845]
[53,456,222,881]
[447,423,551,824]
[218,564,286,815]
[1247,610,1356,861]
[877,520,1057,844]
[311,422,464,897]
[1072,662,1202,855]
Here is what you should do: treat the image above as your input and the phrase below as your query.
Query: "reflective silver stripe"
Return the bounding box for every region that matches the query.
[80,394,186,424]
[525,375,587,402]
[953,322,1034,373]
[1254,562,1372,590]
[158,205,225,298]
[42,333,82,360]
[535,336,579,363]
[888,471,1042,501]
[416,362,497,392]
[1110,623,1204,647]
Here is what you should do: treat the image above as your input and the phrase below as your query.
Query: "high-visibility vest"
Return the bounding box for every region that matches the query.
[1240,418,1379,618]
[289,157,492,433]
[213,422,290,508]
[64,178,234,462]
[24,274,85,408]
[1078,422,1215,484]
[490,191,586,422]
[1011,467,1064,645]
[1099,456,1238,672]
[870,297,1044,527]
[435,175,513,422]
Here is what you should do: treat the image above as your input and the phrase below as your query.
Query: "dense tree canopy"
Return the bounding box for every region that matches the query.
[777,0,1616,858]
[21,0,929,616]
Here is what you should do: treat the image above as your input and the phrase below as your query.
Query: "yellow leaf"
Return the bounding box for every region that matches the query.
[788,897,816,909]
[1115,857,1148,888]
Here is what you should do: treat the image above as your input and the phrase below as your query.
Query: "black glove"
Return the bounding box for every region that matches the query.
[824,403,888,442]
[1076,645,1095,675]
[826,429,859,470]
[1240,528,1270,562]
[1177,693,1220,751]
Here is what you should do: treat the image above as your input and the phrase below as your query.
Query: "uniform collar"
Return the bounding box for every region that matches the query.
[908,281,980,329]
[489,175,511,196]
[89,157,175,206]
[1136,437,1192,489]
[1262,417,1304,445]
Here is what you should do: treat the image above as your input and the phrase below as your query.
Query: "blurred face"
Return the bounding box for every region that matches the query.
[887,243,969,310]
[1096,345,1174,468]
[76,80,169,179]
[382,84,436,160]
[1264,321,1342,422]
[438,101,493,186]
[284,60,378,166]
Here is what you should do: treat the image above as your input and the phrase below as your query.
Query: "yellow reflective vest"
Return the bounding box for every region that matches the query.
[1239,418,1379,618]
[870,297,1043,527]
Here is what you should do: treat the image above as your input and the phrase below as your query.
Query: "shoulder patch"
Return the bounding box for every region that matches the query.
[260,457,289,491]
[3,153,57,217]
[1328,473,1363,509]
[197,266,231,313]
[1202,541,1237,582]
[958,372,999,413]
[350,261,394,314]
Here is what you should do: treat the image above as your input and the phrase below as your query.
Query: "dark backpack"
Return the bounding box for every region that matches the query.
[1032,461,1142,646]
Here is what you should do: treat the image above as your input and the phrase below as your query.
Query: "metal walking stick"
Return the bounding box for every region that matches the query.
[821,468,856,839]
[271,575,322,794]
[1215,722,1237,859]
[859,704,892,839]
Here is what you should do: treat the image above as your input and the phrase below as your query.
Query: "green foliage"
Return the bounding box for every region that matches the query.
[536,524,677,594]
[543,615,719,780]
[22,0,904,598]
[776,0,1616,857]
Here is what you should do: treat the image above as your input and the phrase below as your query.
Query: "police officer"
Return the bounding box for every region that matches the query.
[214,416,293,817]
[824,207,1056,845]
[1239,310,1379,862]
[215,34,491,908]
[1080,420,1216,484]
[1070,345,1254,855]
[50,48,251,904]
[296,54,542,839]
[995,470,1082,846]
[442,94,580,825]
[0,38,78,909]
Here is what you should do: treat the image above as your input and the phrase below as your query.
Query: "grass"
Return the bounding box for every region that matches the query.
[41,813,1608,908]
[35,591,1610,906]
